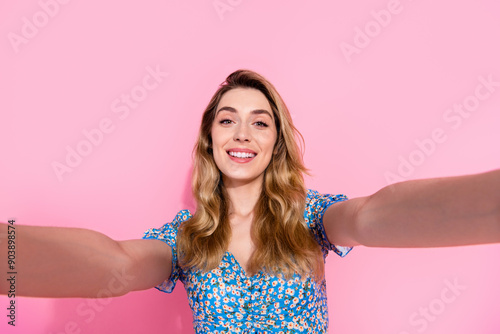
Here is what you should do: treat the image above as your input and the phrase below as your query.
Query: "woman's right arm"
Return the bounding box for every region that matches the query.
[0,222,172,298]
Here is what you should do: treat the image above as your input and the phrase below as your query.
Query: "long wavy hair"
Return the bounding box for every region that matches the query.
[177,69,324,280]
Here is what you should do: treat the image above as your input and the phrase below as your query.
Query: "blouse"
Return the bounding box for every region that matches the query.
[142,189,353,333]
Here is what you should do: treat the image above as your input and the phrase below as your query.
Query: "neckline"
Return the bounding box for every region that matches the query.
[225,251,261,279]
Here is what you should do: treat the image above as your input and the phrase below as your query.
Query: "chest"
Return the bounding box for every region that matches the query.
[180,255,329,333]
[227,216,255,275]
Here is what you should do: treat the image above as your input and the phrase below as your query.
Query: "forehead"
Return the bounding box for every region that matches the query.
[217,88,273,116]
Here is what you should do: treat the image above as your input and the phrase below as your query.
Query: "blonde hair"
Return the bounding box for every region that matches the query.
[177,69,324,279]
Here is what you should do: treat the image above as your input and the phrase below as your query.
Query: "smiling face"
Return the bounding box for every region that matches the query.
[211,88,278,188]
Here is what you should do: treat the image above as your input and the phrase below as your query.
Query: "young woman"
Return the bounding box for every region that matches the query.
[1,69,499,333]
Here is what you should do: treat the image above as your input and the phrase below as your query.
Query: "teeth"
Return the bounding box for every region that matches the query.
[228,151,256,158]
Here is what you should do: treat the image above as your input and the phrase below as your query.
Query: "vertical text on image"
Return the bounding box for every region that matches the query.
[6,219,17,326]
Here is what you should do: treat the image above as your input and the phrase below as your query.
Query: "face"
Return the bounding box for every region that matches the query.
[211,88,278,188]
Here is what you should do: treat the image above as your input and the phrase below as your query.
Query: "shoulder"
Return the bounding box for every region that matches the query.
[305,189,353,257]
[172,209,193,224]
[305,189,349,215]
[304,188,349,229]
[142,209,193,243]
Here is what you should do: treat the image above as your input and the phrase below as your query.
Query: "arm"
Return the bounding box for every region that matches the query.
[0,223,172,298]
[323,169,500,248]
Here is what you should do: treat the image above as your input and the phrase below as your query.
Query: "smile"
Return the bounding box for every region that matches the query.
[227,151,256,158]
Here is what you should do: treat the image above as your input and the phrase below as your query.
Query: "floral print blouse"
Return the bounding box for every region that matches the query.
[142,189,352,333]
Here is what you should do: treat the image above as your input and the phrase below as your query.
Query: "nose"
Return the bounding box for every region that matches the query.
[233,123,251,142]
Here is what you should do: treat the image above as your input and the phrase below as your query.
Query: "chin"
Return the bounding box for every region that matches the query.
[222,174,264,186]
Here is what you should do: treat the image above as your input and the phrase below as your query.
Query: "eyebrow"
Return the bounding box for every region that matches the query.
[216,106,274,120]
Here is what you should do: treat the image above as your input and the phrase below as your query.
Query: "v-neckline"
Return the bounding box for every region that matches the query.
[225,251,261,279]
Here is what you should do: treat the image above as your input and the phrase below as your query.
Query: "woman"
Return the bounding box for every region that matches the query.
[1,69,499,333]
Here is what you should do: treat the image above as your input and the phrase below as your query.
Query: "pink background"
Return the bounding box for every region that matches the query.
[1,0,500,333]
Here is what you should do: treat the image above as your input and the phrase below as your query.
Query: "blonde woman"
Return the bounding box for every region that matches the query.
[1,70,499,333]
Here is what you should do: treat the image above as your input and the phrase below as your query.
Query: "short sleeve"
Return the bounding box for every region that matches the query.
[141,210,192,293]
[305,189,353,258]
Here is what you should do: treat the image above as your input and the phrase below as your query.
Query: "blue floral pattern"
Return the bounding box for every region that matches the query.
[142,189,352,333]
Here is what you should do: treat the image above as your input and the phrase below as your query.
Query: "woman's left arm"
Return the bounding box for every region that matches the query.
[323,169,500,248]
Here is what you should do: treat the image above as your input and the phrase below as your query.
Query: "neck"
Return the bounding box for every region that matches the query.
[223,177,263,217]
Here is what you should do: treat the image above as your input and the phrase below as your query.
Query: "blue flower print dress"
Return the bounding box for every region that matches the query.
[142,189,353,333]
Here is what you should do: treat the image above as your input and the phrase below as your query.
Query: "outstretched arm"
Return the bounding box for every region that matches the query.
[0,223,172,298]
[323,169,500,248]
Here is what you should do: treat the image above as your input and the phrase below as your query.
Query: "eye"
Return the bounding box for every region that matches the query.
[219,119,233,125]
[254,121,269,127]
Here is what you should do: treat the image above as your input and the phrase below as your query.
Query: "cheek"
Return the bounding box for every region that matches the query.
[210,130,227,161]
[210,127,223,149]
[261,133,278,152]
[211,148,224,172]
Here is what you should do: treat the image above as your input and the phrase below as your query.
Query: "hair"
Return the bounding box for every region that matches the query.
[177,69,324,280]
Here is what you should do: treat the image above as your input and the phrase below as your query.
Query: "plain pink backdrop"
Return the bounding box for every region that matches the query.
[1,0,500,333]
